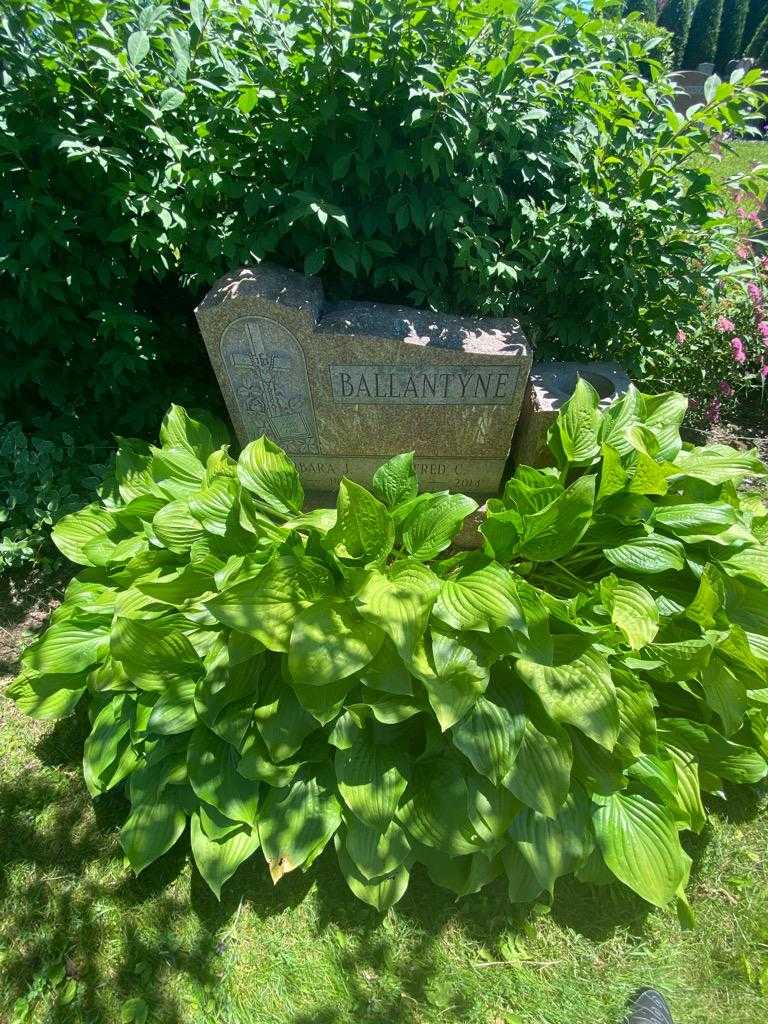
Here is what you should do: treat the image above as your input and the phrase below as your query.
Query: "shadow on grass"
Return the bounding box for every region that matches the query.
[2,706,765,1024]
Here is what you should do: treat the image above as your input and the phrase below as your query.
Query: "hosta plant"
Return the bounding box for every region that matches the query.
[8,392,768,915]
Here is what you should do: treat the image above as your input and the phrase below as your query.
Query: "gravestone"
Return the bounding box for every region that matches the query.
[670,70,708,114]
[196,265,532,496]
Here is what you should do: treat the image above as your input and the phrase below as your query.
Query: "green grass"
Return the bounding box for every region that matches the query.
[1,595,768,1024]
[695,139,768,210]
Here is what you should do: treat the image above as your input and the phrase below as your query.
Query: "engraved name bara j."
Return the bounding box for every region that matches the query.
[329,363,524,405]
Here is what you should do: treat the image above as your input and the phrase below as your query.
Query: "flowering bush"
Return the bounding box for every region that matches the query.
[8,397,768,914]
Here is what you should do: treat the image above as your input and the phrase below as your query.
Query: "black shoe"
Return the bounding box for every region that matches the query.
[625,988,673,1024]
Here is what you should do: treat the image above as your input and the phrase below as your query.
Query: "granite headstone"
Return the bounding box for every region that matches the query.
[196,265,532,497]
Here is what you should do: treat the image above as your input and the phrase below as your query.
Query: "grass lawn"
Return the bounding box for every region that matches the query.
[696,139,768,212]
[1,581,768,1024]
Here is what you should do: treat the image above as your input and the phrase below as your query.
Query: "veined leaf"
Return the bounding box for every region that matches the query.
[402,492,478,561]
[509,786,592,894]
[452,694,524,785]
[121,792,188,874]
[151,446,205,499]
[593,792,686,907]
[397,757,480,857]
[549,377,601,467]
[289,600,384,686]
[259,769,341,882]
[159,405,215,460]
[187,725,259,825]
[343,816,411,881]
[6,672,87,720]
[658,718,767,784]
[237,436,303,517]
[515,475,596,562]
[603,532,685,574]
[23,615,110,676]
[335,837,410,911]
[600,575,659,649]
[671,445,766,486]
[191,811,260,899]
[355,560,439,661]
[336,728,410,831]
[329,478,394,564]
[372,452,419,509]
[434,560,525,633]
[52,504,120,566]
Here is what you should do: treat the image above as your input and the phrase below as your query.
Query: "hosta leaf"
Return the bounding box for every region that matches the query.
[289,600,384,686]
[205,554,333,651]
[509,786,592,894]
[593,792,686,907]
[259,769,341,882]
[151,446,205,499]
[148,680,197,735]
[638,390,687,461]
[419,845,503,897]
[658,718,767,784]
[717,545,768,588]
[502,845,544,903]
[402,492,478,561]
[415,630,490,731]
[188,477,238,536]
[600,575,659,649]
[115,439,163,502]
[159,405,215,460]
[335,728,410,830]
[343,816,411,881]
[335,837,410,911]
[666,745,707,833]
[603,533,685,574]
[671,445,766,486]
[503,713,572,818]
[358,637,413,695]
[452,694,524,785]
[52,503,120,566]
[372,452,419,509]
[515,639,619,749]
[111,617,201,691]
[700,656,748,736]
[135,565,214,606]
[434,560,525,633]
[550,377,601,467]
[191,811,260,899]
[398,757,479,857]
[329,478,394,564]
[355,559,439,661]
[121,796,187,875]
[515,475,596,562]
[6,673,87,720]
[254,676,319,761]
[23,615,110,676]
[83,695,135,796]
[153,499,205,553]
[237,436,304,517]
[187,725,259,825]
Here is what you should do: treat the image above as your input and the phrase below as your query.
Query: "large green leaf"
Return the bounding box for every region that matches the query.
[289,600,384,686]
[452,694,524,786]
[205,554,333,651]
[83,695,136,796]
[188,477,239,536]
[335,730,410,831]
[328,478,395,564]
[187,725,259,825]
[152,499,206,553]
[121,795,188,875]
[402,492,478,561]
[415,630,490,731]
[671,445,766,486]
[372,452,419,509]
[151,446,206,499]
[111,617,201,691]
[514,475,596,562]
[509,787,592,894]
[503,714,572,818]
[397,757,480,857]
[515,639,619,749]
[51,503,121,566]
[335,837,410,911]
[603,533,685,574]
[237,436,304,517]
[159,404,215,460]
[433,560,525,633]
[259,769,341,881]
[6,672,87,720]
[342,816,411,881]
[600,575,659,650]
[148,680,197,735]
[254,676,319,761]
[658,718,767,784]
[355,560,439,661]
[23,615,110,675]
[549,377,601,467]
[593,792,686,907]
[191,811,260,899]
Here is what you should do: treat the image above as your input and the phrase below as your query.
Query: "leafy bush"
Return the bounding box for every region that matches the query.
[0,423,110,573]
[8,398,768,913]
[2,0,767,441]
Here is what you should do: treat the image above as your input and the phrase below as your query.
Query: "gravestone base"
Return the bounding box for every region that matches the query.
[196,265,533,498]
[511,362,630,469]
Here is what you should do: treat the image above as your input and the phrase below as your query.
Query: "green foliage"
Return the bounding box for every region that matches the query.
[8,398,768,914]
[624,0,659,20]
[716,0,750,69]
[744,0,768,46]
[1,0,767,442]
[659,0,696,66]
[684,0,726,66]
[0,423,110,573]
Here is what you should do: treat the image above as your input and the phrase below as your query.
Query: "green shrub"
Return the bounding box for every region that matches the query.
[659,0,695,67]
[746,11,768,54]
[715,0,750,69]
[743,0,768,49]
[684,0,726,66]
[8,398,768,912]
[623,0,659,20]
[1,0,766,442]
[0,423,110,573]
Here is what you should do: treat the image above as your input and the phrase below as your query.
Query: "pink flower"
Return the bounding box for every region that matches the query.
[731,337,747,363]
[736,206,748,219]
[761,364,768,379]
[761,255,768,274]
[737,243,751,259]
[758,321,768,340]
[675,329,687,344]
[716,316,735,332]
[748,211,763,226]
[718,380,735,397]
[748,282,763,306]
[706,397,721,424]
